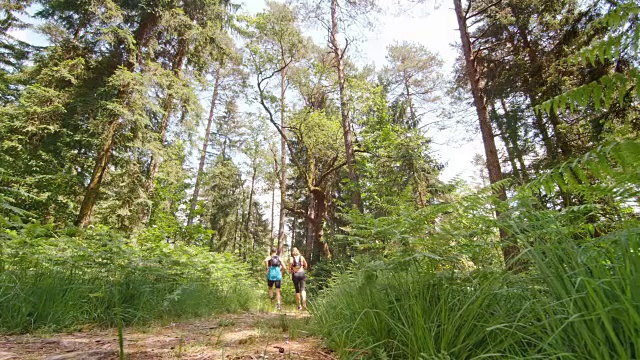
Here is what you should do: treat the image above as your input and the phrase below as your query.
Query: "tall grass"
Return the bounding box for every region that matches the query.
[313,267,538,359]
[0,225,259,333]
[528,229,640,359]
[312,229,640,359]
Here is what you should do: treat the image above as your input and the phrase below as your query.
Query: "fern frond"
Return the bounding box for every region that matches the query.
[568,2,640,67]
[537,69,638,114]
[520,139,640,203]
[536,1,639,115]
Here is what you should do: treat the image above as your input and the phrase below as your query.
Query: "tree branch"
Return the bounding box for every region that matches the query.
[318,160,346,185]
[340,37,350,62]
[256,59,311,184]
[468,0,501,20]
[269,143,280,176]
[470,24,495,45]
[464,0,473,19]
[284,205,316,223]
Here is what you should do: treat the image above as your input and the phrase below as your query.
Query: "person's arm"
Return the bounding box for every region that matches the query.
[289,257,294,273]
[302,256,308,270]
[265,257,269,273]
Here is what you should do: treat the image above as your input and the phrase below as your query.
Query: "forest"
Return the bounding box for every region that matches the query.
[0,0,639,358]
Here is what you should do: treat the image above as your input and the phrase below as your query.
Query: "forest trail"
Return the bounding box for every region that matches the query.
[0,311,334,360]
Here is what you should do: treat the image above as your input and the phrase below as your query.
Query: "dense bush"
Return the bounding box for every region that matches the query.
[0,224,258,333]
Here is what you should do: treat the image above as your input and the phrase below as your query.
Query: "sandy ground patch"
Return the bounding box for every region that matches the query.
[0,311,335,360]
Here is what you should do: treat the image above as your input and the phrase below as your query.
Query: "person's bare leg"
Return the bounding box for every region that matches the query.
[268,286,273,304]
[301,290,307,309]
[295,293,301,309]
[276,288,282,309]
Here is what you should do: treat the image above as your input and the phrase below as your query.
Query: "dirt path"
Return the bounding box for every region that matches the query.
[0,310,335,360]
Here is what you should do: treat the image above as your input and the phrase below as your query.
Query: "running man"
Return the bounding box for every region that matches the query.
[264,247,285,310]
[289,247,308,310]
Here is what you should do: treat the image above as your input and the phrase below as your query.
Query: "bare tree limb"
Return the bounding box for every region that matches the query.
[318,160,346,185]
[255,57,312,184]
[468,0,501,20]
[284,205,316,223]
[464,0,473,19]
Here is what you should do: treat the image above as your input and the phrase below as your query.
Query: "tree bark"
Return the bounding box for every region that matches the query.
[277,65,287,253]
[270,175,275,238]
[187,66,222,226]
[491,102,521,181]
[330,0,363,212]
[403,71,417,128]
[239,186,247,260]
[291,212,297,249]
[232,207,239,254]
[311,188,330,258]
[246,165,257,234]
[77,119,120,228]
[305,201,315,261]
[454,0,521,271]
[76,13,159,228]
[500,99,528,180]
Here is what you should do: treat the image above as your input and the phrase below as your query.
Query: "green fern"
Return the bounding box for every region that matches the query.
[570,2,640,67]
[538,1,639,114]
[520,140,640,201]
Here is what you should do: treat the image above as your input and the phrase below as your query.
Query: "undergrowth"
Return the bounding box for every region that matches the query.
[312,230,639,359]
[0,225,259,334]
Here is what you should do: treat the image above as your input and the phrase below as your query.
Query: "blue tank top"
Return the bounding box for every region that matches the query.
[268,256,282,281]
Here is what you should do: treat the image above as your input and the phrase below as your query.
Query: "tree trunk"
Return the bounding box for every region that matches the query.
[404,72,417,128]
[454,0,521,271]
[246,165,257,234]
[291,213,297,249]
[270,176,275,238]
[530,96,556,158]
[500,99,528,180]
[277,65,287,253]
[188,67,222,226]
[548,111,571,158]
[77,119,120,228]
[76,13,159,228]
[240,186,247,261]
[491,102,521,181]
[218,217,226,249]
[305,201,315,261]
[232,207,239,254]
[311,189,330,258]
[330,0,363,212]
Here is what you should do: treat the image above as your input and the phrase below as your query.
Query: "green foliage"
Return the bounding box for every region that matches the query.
[538,1,640,116]
[0,225,258,333]
[313,267,536,359]
[528,231,640,358]
[357,85,445,213]
[313,230,640,359]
